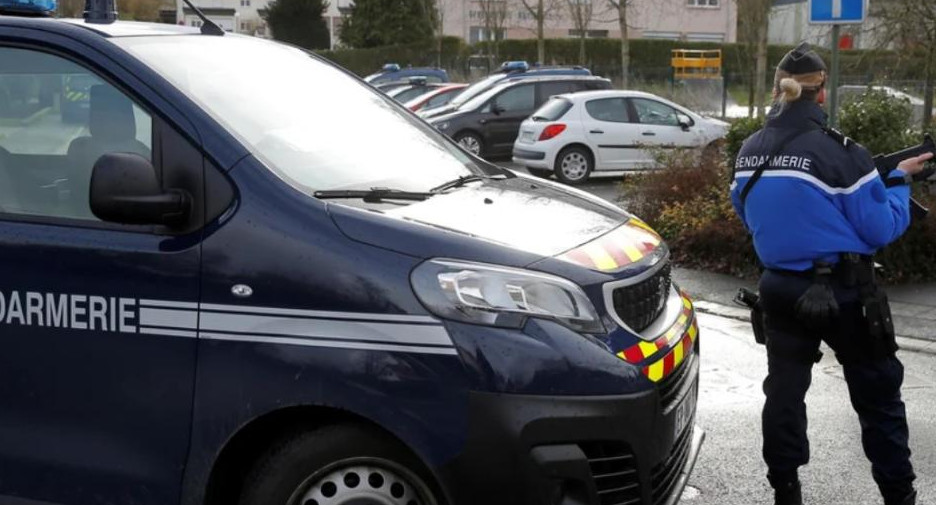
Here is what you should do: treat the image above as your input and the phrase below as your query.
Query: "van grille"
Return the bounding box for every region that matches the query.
[658,353,694,412]
[611,263,672,332]
[580,441,641,505]
[650,421,694,505]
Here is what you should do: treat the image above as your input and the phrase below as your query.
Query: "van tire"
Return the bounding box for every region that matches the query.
[554,146,593,185]
[238,424,439,505]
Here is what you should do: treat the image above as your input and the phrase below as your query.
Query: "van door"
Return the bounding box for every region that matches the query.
[0,46,200,505]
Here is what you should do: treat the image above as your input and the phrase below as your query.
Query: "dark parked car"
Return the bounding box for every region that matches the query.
[429,75,612,158]
[364,63,449,84]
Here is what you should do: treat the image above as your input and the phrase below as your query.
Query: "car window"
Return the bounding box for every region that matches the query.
[539,82,575,101]
[393,87,432,103]
[631,98,679,126]
[532,97,573,121]
[0,47,152,221]
[426,89,458,108]
[492,84,535,113]
[585,98,631,123]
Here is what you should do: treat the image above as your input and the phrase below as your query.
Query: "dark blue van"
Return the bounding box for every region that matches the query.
[0,8,702,505]
[365,63,450,85]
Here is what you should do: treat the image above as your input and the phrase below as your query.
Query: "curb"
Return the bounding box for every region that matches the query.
[692,300,936,356]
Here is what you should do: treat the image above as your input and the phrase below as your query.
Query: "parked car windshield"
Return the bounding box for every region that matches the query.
[114,35,477,193]
[446,73,506,109]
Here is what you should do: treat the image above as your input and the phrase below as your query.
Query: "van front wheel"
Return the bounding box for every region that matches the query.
[238,424,439,505]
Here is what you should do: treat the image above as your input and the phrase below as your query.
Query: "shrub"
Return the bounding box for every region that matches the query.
[838,88,915,155]
[621,149,760,278]
[724,116,765,169]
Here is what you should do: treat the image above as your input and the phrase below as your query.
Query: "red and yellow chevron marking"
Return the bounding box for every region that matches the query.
[616,294,698,383]
[558,219,662,272]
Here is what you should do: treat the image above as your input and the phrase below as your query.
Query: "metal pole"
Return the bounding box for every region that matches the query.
[829,24,841,128]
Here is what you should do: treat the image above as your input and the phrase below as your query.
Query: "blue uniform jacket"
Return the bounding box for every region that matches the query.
[730,100,911,271]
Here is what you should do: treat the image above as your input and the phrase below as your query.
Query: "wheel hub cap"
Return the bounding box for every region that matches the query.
[561,153,587,180]
[458,136,480,155]
[297,465,423,505]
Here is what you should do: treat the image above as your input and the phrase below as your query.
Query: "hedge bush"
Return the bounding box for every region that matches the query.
[318,38,933,84]
[624,92,936,283]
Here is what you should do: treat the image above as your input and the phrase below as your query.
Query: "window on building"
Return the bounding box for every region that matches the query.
[567,29,609,38]
[687,0,718,6]
[469,26,504,44]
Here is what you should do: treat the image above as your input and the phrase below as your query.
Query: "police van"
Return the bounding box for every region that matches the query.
[0,1,703,504]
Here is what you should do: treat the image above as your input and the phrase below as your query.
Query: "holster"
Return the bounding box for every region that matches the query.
[734,287,766,345]
[840,254,897,357]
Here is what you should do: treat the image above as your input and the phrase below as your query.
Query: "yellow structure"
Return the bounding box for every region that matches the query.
[671,49,722,79]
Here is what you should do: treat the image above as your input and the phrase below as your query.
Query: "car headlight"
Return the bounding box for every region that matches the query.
[435,121,449,131]
[411,259,604,333]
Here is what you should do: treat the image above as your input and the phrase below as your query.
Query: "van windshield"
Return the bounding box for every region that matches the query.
[114,35,478,193]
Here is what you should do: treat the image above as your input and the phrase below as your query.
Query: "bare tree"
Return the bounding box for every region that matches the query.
[429,0,447,68]
[566,0,595,65]
[606,0,630,87]
[870,0,936,128]
[518,0,559,64]
[736,0,771,118]
[477,0,510,63]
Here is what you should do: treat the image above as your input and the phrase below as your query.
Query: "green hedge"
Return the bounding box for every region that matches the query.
[319,37,931,84]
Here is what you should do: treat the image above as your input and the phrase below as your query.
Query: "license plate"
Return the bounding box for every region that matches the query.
[519,130,535,143]
[673,384,697,439]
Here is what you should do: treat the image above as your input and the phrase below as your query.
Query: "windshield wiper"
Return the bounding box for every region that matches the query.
[313,187,434,203]
[430,174,506,193]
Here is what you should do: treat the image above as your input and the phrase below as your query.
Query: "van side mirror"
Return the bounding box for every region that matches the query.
[677,113,693,131]
[491,102,505,115]
[90,153,191,227]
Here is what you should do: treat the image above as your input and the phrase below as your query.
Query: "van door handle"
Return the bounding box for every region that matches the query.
[642,131,656,136]
[590,129,604,134]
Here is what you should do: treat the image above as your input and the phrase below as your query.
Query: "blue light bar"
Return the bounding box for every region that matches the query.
[0,0,57,14]
[500,61,530,72]
[382,63,401,73]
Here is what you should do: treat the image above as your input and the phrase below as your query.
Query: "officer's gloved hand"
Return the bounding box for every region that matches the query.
[794,263,840,329]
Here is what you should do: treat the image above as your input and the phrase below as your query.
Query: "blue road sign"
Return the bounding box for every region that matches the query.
[809,0,866,24]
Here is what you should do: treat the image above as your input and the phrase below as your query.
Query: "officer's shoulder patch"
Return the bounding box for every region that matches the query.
[822,127,854,149]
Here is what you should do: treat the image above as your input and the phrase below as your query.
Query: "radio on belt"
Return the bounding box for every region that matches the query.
[0,2,703,504]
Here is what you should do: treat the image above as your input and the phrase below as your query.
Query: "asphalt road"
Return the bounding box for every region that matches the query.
[686,313,935,505]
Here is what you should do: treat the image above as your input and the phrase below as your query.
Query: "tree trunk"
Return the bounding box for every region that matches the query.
[579,33,586,65]
[924,47,934,129]
[617,1,629,88]
[753,14,768,118]
[537,0,545,64]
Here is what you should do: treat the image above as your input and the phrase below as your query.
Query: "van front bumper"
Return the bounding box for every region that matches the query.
[436,355,702,505]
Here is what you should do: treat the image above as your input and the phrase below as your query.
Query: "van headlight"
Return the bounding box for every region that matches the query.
[411,259,604,333]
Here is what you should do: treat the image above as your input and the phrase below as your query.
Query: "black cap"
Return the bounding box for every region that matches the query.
[777,42,827,74]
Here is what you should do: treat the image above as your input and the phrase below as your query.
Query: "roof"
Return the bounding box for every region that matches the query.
[0,16,200,37]
[556,89,662,102]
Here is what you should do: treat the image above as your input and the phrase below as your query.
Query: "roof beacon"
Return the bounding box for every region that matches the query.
[83,0,116,23]
[0,0,56,16]
[180,0,225,35]
[500,61,530,73]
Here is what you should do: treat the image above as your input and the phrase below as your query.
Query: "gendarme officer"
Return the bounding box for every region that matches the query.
[730,42,932,505]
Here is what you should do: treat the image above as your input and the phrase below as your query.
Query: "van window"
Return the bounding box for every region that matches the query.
[0,47,152,221]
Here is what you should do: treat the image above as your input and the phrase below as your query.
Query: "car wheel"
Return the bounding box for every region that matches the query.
[554,147,593,185]
[455,132,484,157]
[527,167,552,178]
[238,424,439,505]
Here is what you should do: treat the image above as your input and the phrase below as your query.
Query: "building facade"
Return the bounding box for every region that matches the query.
[442,0,737,45]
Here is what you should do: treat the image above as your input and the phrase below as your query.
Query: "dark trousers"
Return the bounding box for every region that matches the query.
[758,270,915,503]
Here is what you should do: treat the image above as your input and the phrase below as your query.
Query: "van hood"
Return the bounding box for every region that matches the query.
[327,175,664,273]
